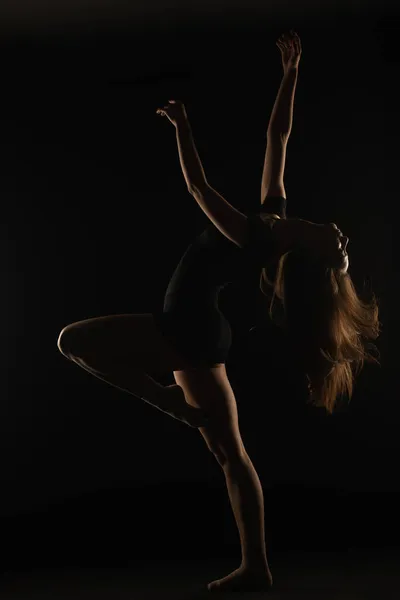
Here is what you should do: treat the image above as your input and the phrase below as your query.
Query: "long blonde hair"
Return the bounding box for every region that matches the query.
[260,249,381,414]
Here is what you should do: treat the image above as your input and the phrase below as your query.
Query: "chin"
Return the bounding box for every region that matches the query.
[338,254,349,273]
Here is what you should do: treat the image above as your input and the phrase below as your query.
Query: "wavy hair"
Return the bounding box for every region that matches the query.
[260,249,381,414]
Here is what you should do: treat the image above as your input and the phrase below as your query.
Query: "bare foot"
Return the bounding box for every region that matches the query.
[162,384,209,428]
[207,564,273,593]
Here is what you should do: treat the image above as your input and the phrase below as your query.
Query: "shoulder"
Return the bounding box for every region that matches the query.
[259,212,282,222]
[260,195,287,219]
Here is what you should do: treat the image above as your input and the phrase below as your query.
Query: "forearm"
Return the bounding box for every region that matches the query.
[175,118,208,192]
[267,67,298,138]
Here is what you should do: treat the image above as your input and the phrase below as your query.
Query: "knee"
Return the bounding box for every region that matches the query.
[205,430,247,468]
[57,324,80,359]
[216,446,247,469]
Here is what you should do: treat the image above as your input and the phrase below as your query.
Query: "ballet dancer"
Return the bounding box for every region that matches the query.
[57,30,380,592]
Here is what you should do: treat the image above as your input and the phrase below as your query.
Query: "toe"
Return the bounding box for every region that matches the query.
[207,579,219,591]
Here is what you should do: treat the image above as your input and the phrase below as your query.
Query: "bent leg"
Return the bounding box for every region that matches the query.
[57,313,193,374]
[57,313,207,427]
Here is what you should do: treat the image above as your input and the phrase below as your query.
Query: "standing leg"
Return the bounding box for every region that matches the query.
[221,452,271,575]
[174,366,273,593]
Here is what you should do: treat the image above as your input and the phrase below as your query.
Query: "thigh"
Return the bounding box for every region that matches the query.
[58,313,195,375]
[157,300,232,367]
[173,364,245,463]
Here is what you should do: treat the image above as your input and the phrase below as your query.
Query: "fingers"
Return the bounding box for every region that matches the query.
[289,29,300,43]
[276,29,301,51]
[156,99,185,122]
[292,30,302,54]
[276,34,289,50]
[156,99,182,112]
[156,101,173,117]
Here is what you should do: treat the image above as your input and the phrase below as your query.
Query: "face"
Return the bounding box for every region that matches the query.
[325,223,349,273]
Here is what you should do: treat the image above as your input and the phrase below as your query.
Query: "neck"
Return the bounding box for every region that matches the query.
[272,217,320,256]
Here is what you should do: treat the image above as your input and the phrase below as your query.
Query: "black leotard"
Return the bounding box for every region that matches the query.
[153,196,287,367]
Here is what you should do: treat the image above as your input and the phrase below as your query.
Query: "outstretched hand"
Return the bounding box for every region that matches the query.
[276,30,302,72]
[156,99,188,128]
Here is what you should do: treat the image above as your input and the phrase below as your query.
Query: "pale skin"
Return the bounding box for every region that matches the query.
[58,31,348,593]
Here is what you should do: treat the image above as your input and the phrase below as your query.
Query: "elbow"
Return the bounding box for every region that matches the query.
[188,181,209,196]
[267,128,290,142]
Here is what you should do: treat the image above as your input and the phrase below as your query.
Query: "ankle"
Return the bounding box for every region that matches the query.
[241,559,271,574]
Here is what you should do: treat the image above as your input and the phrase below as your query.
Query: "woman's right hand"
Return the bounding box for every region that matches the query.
[276,30,302,72]
[156,99,188,128]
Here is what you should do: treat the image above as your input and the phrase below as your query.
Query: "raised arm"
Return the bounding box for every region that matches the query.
[156,100,208,192]
[260,30,302,205]
[156,100,249,247]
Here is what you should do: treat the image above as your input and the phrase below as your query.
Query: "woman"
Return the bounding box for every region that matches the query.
[57,31,380,592]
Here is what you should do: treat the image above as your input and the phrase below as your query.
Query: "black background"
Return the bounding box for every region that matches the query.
[0,0,397,570]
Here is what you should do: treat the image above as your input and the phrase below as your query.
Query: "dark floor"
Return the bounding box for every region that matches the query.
[1,483,399,599]
[0,549,398,599]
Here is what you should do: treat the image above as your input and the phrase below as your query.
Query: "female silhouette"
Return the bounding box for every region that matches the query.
[57,31,380,592]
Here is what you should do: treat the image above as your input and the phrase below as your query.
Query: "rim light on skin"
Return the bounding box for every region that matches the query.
[327,222,350,273]
[305,221,349,273]
[272,218,350,273]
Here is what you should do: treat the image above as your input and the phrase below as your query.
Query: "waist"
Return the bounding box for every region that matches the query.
[163,290,221,312]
